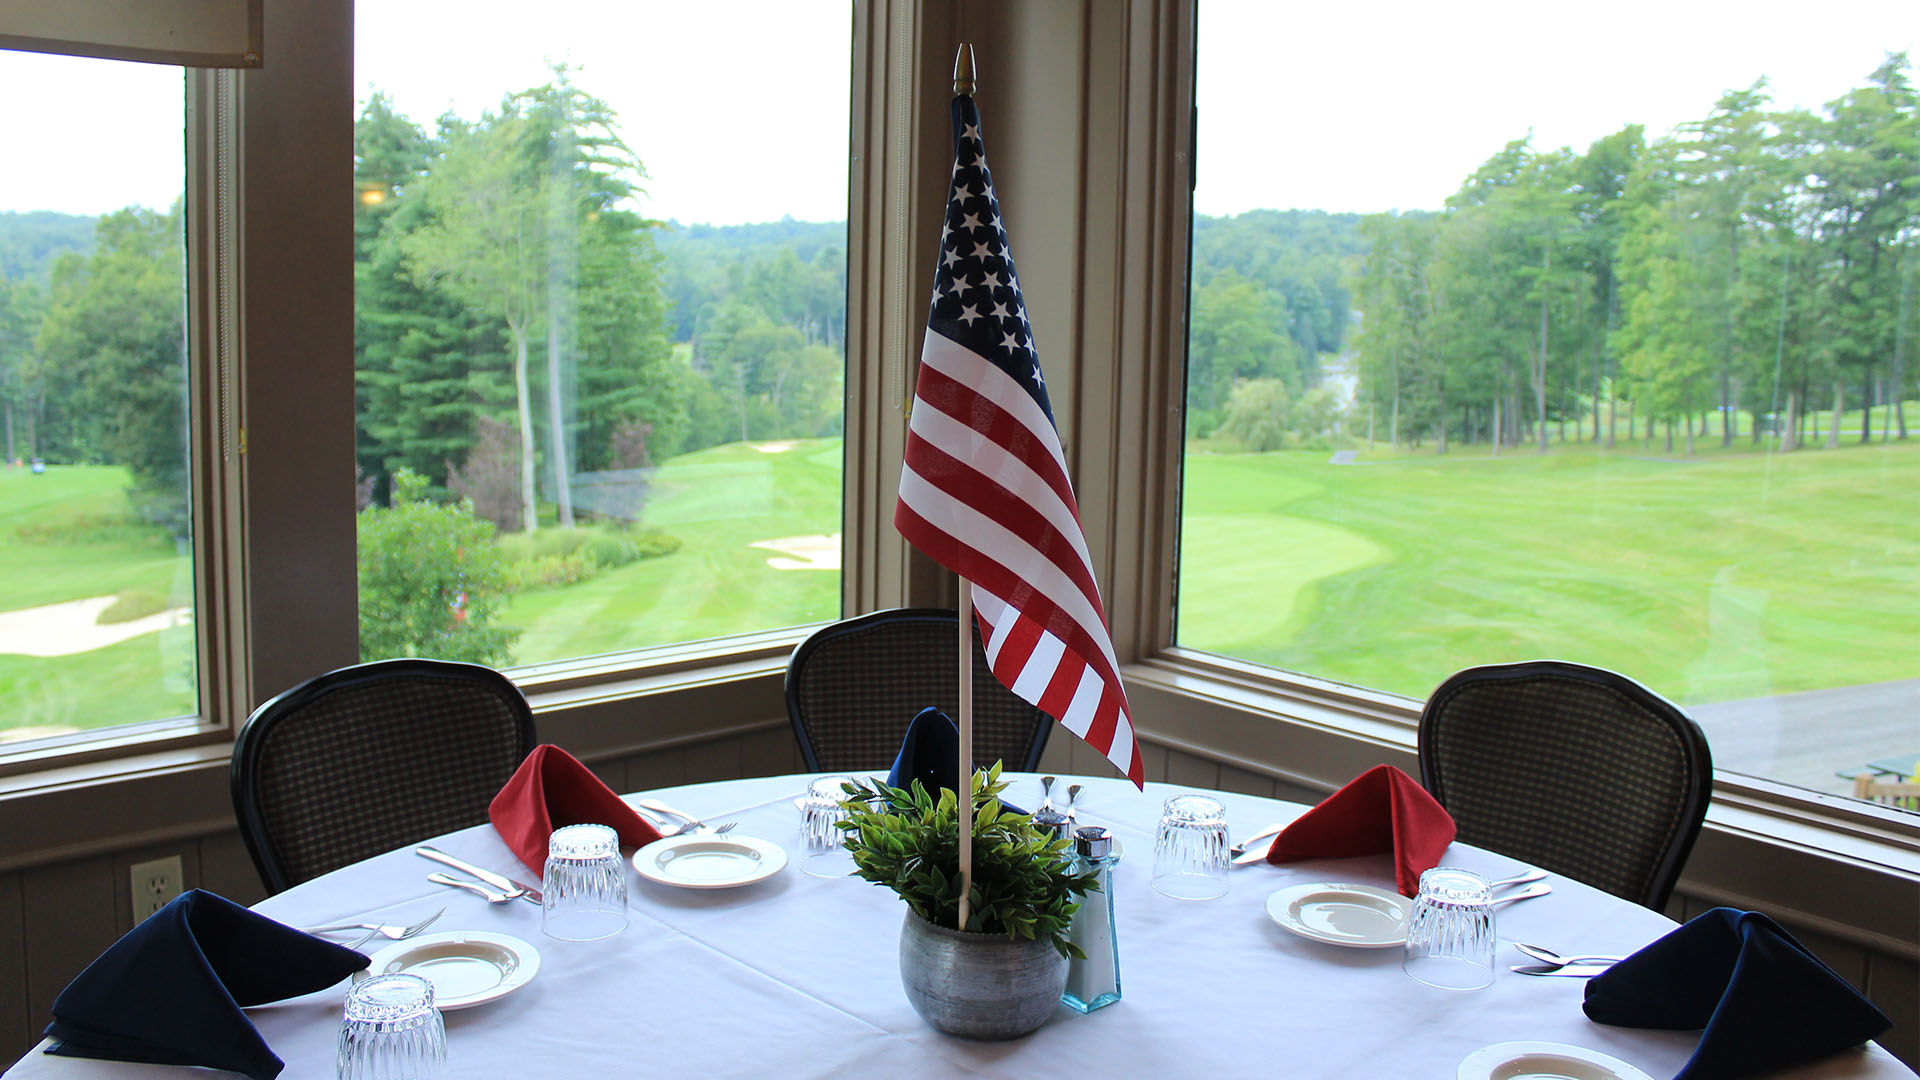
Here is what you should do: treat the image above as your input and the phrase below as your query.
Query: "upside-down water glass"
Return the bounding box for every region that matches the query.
[542,823,628,941]
[797,794,854,878]
[1402,866,1496,990]
[337,972,446,1080]
[1151,794,1230,900]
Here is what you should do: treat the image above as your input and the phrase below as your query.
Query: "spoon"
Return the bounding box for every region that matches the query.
[1065,784,1083,821]
[1491,882,1553,907]
[1490,867,1548,890]
[1040,776,1056,811]
[1227,822,1290,861]
[1513,942,1626,967]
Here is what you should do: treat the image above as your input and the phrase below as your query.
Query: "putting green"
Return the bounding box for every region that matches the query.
[1177,438,1920,705]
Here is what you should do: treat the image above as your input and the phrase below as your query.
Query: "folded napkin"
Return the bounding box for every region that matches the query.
[885,707,1026,815]
[1584,907,1891,1080]
[490,743,665,875]
[44,890,366,1080]
[1264,763,1456,896]
[887,707,961,795]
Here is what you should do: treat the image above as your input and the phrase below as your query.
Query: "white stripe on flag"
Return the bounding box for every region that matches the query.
[1009,631,1066,703]
[897,468,1123,679]
[916,332,1071,480]
[1059,666,1104,737]
[910,401,1095,575]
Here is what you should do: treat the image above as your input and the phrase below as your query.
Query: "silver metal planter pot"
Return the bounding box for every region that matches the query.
[898,910,1068,1040]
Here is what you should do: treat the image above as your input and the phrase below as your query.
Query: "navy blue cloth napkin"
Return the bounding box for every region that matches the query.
[1583,907,1890,1080]
[885,706,1026,815]
[45,889,368,1080]
[887,707,962,795]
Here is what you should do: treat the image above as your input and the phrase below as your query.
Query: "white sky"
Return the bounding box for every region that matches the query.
[2,1,1915,224]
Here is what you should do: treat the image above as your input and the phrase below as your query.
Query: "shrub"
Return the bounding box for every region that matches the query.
[357,468,519,666]
[631,527,682,558]
[579,530,641,570]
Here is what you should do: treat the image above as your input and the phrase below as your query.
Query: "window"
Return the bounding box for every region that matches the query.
[1178,3,1919,807]
[0,51,198,747]
[352,4,851,671]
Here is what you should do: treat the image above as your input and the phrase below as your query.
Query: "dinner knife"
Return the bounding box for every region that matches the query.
[1510,962,1613,977]
[416,845,543,904]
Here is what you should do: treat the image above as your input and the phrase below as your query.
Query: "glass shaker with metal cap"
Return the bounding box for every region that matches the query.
[1062,825,1121,1012]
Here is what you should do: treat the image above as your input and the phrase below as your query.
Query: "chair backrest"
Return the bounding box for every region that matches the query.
[1853,773,1920,808]
[231,658,537,893]
[785,608,1052,775]
[1417,660,1712,911]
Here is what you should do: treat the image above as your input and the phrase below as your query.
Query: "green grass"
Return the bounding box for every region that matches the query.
[6,423,1915,738]
[0,465,195,737]
[1178,436,1920,705]
[501,438,843,661]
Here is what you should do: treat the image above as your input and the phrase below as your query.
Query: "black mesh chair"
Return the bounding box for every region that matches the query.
[785,608,1052,774]
[1417,660,1712,911]
[231,658,537,893]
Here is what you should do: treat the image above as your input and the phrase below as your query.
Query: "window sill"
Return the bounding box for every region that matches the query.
[0,632,809,869]
[1123,651,1920,955]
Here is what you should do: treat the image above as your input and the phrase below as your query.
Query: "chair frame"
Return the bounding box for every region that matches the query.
[230,657,536,893]
[784,607,1052,774]
[1418,659,1712,911]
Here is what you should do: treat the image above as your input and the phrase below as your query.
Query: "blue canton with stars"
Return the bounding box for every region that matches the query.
[926,94,1057,423]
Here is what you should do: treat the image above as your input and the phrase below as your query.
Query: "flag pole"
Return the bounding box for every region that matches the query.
[952,41,977,935]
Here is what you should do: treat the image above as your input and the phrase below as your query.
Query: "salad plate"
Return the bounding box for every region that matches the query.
[1457,1041,1654,1080]
[363,931,539,1010]
[634,833,787,889]
[1265,882,1409,948]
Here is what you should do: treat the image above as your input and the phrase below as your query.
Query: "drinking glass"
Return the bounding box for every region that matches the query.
[337,973,446,1080]
[797,794,854,878]
[542,823,628,941]
[1151,794,1230,900]
[1402,866,1496,990]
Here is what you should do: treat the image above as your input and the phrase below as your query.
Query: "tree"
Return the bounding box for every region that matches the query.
[0,276,46,463]
[1214,377,1291,452]
[357,468,519,665]
[34,205,189,531]
[1187,270,1303,434]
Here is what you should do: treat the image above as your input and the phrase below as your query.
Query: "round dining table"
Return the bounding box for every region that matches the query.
[5,772,1910,1079]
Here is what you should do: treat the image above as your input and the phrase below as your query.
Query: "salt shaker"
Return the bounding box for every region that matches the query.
[1062,825,1121,1012]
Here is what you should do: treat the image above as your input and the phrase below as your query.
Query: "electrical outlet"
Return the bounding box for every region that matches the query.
[130,855,184,921]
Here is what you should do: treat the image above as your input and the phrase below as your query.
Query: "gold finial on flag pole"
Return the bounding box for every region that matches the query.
[953,42,975,96]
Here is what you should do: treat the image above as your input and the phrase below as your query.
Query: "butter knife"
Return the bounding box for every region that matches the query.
[416,845,543,905]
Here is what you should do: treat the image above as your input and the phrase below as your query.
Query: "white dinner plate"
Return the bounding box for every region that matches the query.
[1265,882,1410,948]
[1457,1041,1655,1080]
[363,931,539,1010]
[633,833,788,889]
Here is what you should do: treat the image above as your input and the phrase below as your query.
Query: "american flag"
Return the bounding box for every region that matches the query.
[894,94,1144,789]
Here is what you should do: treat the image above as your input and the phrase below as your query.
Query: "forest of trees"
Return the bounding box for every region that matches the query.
[1344,56,1917,455]
[0,71,850,539]
[5,57,1913,544]
[351,72,846,530]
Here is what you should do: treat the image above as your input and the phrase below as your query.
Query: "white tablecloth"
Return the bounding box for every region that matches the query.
[6,773,1910,1079]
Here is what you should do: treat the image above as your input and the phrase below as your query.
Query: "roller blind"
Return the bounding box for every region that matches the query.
[0,0,260,67]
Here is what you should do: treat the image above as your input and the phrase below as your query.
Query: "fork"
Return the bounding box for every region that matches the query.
[308,908,444,951]
[668,819,738,838]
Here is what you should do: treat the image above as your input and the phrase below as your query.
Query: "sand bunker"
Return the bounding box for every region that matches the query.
[751,441,799,453]
[0,596,192,658]
[748,534,841,571]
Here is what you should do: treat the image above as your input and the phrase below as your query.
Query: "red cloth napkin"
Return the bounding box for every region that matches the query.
[489,744,665,875]
[1265,764,1456,896]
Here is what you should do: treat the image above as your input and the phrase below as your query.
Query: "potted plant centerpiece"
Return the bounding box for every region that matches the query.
[838,763,1098,1040]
